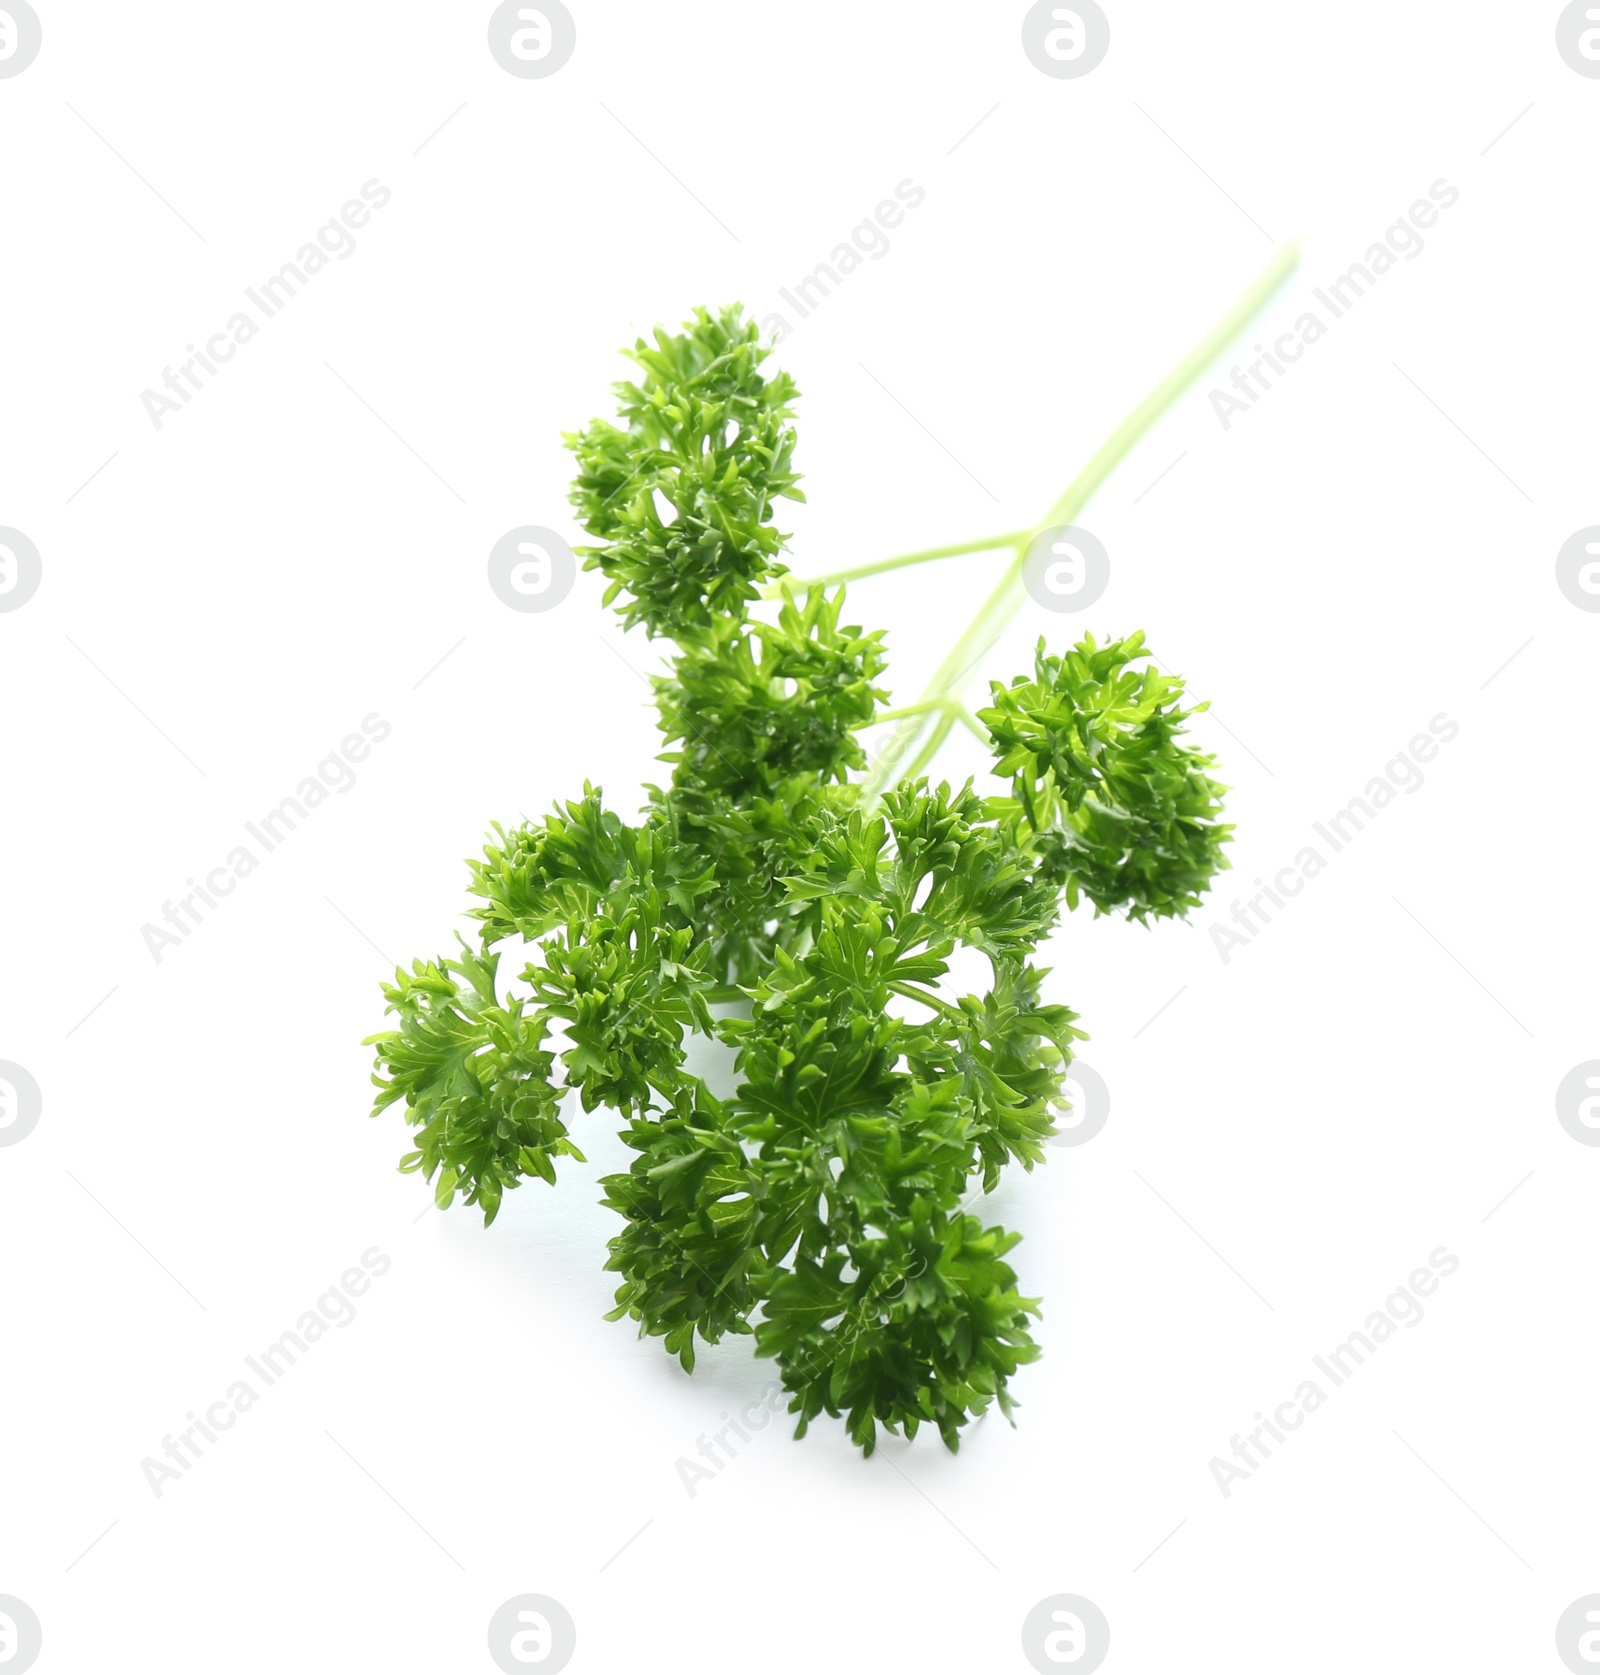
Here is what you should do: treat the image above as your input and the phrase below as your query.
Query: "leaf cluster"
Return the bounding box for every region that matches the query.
[564,304,802,638]
[981,632,1232,922]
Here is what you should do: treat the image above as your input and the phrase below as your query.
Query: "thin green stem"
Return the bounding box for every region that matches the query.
[865,238,1301,800]
[862,697,955,727]
[888,980,965,1024]
[953,705,990,745]
[767,530,1029,597]
[1035,238,1302,531]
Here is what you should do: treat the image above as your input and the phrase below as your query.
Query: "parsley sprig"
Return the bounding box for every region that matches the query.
[367,256,1294,1454]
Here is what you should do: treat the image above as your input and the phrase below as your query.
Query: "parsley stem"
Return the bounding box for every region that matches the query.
[953,705,990,744]
[888,980,966,1023]
[856,697,991,753]
[768,530,1029,596]
[866,697,957,725]
[869,237,1301,796]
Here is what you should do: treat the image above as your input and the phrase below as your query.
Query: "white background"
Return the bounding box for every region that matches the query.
[3,3,1597,1671]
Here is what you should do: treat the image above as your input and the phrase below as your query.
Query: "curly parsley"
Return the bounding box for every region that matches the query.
[367,255,1294,1453]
